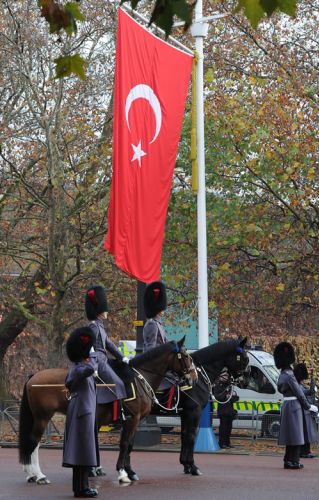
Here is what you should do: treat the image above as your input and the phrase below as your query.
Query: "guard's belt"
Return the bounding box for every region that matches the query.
[283,396,297,401]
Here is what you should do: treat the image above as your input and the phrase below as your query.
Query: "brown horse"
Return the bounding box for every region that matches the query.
[19,338,197,484]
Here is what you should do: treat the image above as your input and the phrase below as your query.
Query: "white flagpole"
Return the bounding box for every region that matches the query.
[191,2,209,349]
[190,7,229,349]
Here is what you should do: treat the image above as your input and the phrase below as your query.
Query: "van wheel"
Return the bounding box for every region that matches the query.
[261,412,280,438]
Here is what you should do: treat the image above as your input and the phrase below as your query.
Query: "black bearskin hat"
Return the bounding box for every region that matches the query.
[85,285,108,320]
[66,326,95,362]
[144,281,167,319]
[293,362,309,383]
[273,342,295,369]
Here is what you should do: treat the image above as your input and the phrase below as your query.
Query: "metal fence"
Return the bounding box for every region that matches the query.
[6,398,318,447]
[0,399,66,446]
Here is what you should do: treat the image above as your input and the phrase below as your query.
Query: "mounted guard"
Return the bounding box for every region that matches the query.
[143,281,182,403]
[85,285,127,420]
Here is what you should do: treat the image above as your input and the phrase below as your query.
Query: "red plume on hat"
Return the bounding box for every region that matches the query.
[66,326,95,362]
[144,281,167,319]
[87,289,97,305]
[85,285,108,320]
[273,341,295,369]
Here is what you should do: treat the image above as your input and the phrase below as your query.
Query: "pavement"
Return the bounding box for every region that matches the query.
[1,446,319,500]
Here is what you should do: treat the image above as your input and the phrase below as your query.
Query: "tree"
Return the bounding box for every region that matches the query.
[0,0,136,396]
[197,1,318,335]
[36,0,298,78]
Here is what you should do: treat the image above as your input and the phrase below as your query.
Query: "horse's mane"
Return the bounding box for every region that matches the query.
[130,341,175,368]
[191,339,239,366]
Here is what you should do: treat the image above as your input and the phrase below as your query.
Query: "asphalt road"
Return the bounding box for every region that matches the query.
[1,447,318,500]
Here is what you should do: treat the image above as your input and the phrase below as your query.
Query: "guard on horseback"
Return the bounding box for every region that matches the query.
[143,281,179,395]
[85,285,128,420]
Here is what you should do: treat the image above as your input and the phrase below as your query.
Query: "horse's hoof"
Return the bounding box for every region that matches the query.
[96,467,106,476]
[27,476,37,483]
[184,465,202,476]
[36,477,51,485]
[127,471,139,481]
[190,465,202,476]
[118,469,132,484]
[88,467,97,477]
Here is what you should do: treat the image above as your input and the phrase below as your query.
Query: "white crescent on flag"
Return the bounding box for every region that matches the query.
[125,84,162,166]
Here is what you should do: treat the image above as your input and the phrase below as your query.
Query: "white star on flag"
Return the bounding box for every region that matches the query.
[131,140,146,167]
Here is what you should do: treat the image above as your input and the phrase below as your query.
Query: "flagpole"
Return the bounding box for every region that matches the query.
[189,4,230,454]
[191,2,209,350]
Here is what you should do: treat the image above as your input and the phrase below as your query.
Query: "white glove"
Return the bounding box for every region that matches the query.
[89,346,95,354]
[309,405,318,413]
[93,370,98,378]
[122,357,129,364]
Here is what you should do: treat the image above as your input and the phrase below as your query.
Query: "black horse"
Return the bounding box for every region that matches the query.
[155,337,249,476]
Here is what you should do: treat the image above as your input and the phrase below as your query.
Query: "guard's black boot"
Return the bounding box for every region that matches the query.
[74,487,98,498]
[284,461,301,470]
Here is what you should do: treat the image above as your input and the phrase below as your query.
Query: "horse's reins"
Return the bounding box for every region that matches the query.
[135,350,196,382]
[93,372,118,398]
[92,349,194,412]
[180,364,235,406]
[131,366,181,411]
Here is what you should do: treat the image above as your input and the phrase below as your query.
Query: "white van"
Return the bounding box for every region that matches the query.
[229,348,282,437]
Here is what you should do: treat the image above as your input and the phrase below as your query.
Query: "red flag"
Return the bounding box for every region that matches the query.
[104,8,193,283]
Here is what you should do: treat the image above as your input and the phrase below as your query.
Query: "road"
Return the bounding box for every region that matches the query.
[1,447,318,500]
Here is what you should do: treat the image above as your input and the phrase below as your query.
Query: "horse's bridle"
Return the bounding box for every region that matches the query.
[173,348,198,385]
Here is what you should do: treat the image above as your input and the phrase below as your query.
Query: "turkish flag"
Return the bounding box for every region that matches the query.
[104,8,193,283]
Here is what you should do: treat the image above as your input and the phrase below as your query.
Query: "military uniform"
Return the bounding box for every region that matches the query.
[142,281,176,390]
[217,393,239,449]
[294,363,318,458]
[274,342,317,470]
[85,286,126,405]
[63,327,99,498]
[143,315,168,351]
[89,319,126,403]
[277,369,310,446]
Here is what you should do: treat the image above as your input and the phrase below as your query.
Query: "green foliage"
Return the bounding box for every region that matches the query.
[235,0,297,27]
[38,0,84,35]
[54,54,86,80]
[148,0,194,37]
[37,0,298,79]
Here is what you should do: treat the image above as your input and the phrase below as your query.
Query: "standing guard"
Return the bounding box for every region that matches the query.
[274,342,318,470]
[293,362,318,458]
[63,326,99,498]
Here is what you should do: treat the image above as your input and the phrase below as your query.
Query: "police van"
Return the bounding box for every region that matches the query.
[228,347,282,437]
[119,340,282,437]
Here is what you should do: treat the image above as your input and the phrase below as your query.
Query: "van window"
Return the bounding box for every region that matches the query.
[263,365,280,385]
[247,366,275,394]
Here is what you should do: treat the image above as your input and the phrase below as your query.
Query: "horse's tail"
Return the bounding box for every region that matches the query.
[19,375,38,464]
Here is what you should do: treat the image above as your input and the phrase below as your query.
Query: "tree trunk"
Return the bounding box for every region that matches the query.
[0,267,47,390]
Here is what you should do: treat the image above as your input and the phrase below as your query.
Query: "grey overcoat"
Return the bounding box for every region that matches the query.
[62,354,100,467]
[89,319,126,403]
[300,382,319,444]
[277,369,311,446]
[142,315,177,390]
[143,315,168,351]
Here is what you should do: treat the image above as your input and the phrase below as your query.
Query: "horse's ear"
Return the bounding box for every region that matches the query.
[177,335,186,348]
